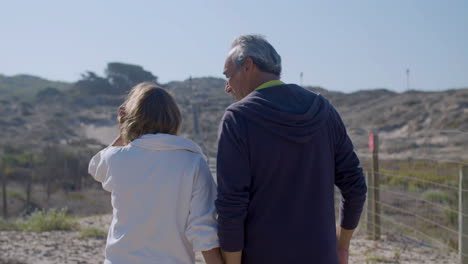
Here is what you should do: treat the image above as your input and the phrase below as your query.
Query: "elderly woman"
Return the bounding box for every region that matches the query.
[88,82,223,264]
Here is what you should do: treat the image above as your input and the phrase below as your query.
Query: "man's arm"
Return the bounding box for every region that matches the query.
[331,107,367,263]
[215,111,250,259]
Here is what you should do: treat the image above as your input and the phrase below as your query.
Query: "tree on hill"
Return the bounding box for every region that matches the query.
[72,71,113,95]
[35,87,65,101]
[105,62,158,92]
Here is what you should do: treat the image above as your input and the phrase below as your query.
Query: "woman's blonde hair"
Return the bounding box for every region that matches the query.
[119,82,181,144]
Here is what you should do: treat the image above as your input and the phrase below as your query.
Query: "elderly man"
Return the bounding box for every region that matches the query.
[215,34,367,264]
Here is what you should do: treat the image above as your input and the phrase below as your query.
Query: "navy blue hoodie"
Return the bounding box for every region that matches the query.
[215,84,367,264]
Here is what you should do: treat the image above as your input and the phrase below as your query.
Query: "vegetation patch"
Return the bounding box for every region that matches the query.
[0,190,26,201]
[79,226,107,239]
[67,192,87,200]
[0,218,19,231]
[422,190,453,205]
[16,209,79,232]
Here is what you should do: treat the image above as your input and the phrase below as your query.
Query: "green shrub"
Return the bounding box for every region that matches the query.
[16,209,78,232]
[445,209,458,226]
[80,227,107,239]
[0,218,18,231]
[67,192,86,200]
[376,160,459,189]
[422,190,452,204]
[8,190,26,200]
[0,190,26,201]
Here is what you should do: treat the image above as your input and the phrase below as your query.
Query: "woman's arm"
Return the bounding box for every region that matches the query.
[185,157,221,260]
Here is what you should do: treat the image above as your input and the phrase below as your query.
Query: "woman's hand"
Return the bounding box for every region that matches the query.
[117,106,126,128]
[111,106,126,146]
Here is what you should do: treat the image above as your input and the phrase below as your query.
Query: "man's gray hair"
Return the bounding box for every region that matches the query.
[230,34,282,76]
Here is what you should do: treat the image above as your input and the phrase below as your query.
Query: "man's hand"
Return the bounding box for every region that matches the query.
[336,226,354,264]
[201,247,224,264]
[221,250,242,264]
[337,248,349,264]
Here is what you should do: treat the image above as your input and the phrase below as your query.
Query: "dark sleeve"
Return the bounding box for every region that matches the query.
[215,110,250,252]
[331,107,367,230]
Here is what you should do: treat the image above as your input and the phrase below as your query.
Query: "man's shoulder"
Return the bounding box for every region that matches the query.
[222,104,243,124]
[227,84,325,112]
[224,97,253,119]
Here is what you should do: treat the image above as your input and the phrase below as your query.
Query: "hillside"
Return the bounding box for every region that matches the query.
[0,74,70,97]
[0,71,466,162]
[312,87,468,160]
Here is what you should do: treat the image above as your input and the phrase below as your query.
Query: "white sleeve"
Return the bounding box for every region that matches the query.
[185,156,220,252]
[88,147,114,192]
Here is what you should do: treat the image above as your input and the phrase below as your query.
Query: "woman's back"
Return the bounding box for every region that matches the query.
[89,134,218,264]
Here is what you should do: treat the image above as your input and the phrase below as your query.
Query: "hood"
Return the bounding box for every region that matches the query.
[228,84,331,143]
[130,134,204,155]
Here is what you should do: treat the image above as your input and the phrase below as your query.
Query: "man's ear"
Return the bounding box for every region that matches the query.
[243,57,254,72]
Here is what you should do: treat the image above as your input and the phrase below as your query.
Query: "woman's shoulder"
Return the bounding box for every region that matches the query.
[94,145,131,163]
[129,134,205,155]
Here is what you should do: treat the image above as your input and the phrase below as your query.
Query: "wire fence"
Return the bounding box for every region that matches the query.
[356,154,468,262]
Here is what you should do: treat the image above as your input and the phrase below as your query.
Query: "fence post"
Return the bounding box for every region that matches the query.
[1,167,7,219]
[459,165,468,264]
[366,171,374,238]
[369,132,380,240]
[25,169,32,212]
[373,134,380,240]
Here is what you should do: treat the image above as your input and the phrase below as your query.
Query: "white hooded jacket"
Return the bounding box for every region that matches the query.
[88,134,219,264]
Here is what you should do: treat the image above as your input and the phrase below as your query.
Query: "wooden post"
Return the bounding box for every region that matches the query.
[25,155,33,212]
[369,132,380,240]
[459,165,468,264]
[373,134,380,240]
[26,170,32,211]
[1,166,7,219]
[46,169,51,202]
[46,147,55,202]
[63,158,68,194]
[366,171,375,238]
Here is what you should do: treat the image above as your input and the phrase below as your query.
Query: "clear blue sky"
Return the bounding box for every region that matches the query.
[1,0,467,92]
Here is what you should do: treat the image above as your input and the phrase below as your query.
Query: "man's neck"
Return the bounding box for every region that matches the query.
[252,72,280,89]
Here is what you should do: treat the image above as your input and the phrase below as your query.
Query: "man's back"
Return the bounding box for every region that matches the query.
[216,84,366,264]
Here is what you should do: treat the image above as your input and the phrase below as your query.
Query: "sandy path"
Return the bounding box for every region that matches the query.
[0,215,458,263]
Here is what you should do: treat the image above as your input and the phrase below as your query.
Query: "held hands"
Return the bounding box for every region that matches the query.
[337,248,349,264]
[336,226,354,264]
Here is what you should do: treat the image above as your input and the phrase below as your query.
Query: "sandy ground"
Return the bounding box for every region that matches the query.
[0,214,459,264]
